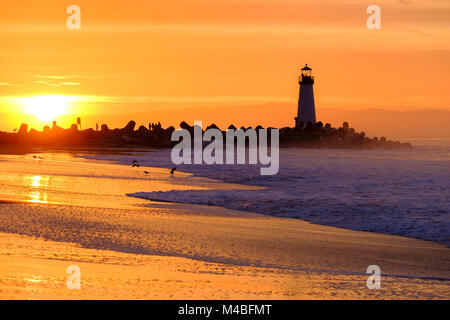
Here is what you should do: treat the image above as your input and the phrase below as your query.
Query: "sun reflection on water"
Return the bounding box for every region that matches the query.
[23,175,49,204]
[23,275,46,284]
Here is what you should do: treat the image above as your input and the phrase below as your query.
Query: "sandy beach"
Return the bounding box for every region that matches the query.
[1,0,450,303]
[0,152,449,299]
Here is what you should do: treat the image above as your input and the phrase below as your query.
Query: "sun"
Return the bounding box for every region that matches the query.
[22,95,69,122]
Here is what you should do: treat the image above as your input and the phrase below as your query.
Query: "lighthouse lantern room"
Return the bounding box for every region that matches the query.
[295,64,316,126]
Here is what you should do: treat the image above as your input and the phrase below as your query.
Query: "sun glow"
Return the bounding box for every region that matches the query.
[22,95,69,122]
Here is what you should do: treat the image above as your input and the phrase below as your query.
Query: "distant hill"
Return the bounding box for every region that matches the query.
[108,104,450,139]
[1,103,449,139]
[317,108,450,139]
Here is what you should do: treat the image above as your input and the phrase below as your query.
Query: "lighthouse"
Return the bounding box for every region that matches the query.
[295,64,316,126]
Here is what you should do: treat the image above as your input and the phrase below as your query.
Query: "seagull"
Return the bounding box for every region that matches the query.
[131,160,138,165]
[38,156,43,160]
[170,167,177,175]
[33,155,37,159]
[144,171,149,174]
[132,163,140,168]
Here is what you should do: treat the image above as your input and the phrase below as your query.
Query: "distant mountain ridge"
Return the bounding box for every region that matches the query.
[318,107,450,138]
[1,104,449,139]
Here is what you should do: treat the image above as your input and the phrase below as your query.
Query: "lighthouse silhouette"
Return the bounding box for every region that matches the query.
[295,64,316,126]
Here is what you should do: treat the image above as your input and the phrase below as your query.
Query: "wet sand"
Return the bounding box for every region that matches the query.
[0,153,448,299]
[1,231,449,300]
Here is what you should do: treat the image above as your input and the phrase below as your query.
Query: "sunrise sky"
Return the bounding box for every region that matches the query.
[0,0,449,133]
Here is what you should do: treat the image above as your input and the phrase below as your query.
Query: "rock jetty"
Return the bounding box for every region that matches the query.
[0,120,411,149]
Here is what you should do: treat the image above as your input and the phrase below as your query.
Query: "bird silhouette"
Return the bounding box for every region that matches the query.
[33,155,37,159]
[144,171,149,174]
[170,167,177,175]
[132,163,140,168]
[38,156,43,160]
[131,160,138,164]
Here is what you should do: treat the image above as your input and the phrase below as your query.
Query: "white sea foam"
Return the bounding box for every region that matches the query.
[80,139,450,246]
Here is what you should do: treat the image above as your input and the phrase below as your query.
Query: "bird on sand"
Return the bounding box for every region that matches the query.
[144,171,149,174]
[170,167,177,175]
[131,160,139,167]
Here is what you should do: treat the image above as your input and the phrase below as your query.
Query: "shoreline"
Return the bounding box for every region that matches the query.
[1,232,448,300]
[78,149,450,247]
[0,195,449,279]
[0,201,449,299]
[0,151,448,299]
[1,199,449,277]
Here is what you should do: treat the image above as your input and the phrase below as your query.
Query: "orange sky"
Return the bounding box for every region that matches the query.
[0,0,449,132]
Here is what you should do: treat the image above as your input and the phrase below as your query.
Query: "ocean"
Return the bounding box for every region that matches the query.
[82,138,450,246]
[0,138,448,247]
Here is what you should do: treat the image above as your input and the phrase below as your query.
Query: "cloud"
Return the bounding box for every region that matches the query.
[91,95,292,105]
[33,76,82,87]
[34,75,67,80]
[395,0,413,5]
[0,82,22,86]
[34,74,103,80]
[0,95,292,106]
[59,82,81,86]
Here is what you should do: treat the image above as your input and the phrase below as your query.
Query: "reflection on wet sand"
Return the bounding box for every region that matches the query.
[0,152,255,209]
[24,175,49,204]
[0,152,448,299]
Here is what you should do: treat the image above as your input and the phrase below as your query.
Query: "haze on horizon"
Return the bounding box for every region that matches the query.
[0,0,449,137]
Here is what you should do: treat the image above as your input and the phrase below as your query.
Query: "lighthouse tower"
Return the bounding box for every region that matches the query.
[295,64,316,126]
